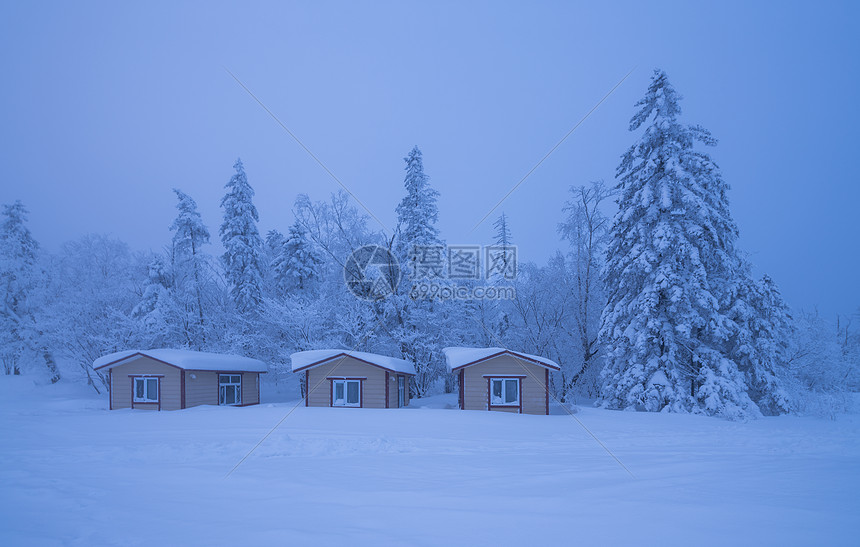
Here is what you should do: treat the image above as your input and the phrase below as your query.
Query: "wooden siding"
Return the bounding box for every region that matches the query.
[305,356,387,408]
[111,364,261,410]
[242,373,259,405]
[109,356,182,411]
[185,370,218,407]
[461,354,548,415]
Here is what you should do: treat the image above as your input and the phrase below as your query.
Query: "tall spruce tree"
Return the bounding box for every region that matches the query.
[392,146,444,396]
[396,146,440,254]
[169,189,210,348]
[220,158,265,314]
[600,69,758,419]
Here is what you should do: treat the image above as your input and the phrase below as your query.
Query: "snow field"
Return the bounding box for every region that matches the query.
[0,378,857,546]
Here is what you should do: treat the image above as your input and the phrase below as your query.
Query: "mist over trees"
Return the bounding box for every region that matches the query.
[1,71,857,418]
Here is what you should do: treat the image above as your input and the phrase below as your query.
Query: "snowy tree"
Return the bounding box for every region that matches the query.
[271,220,322,295]
[220,158,265,315]
[493,212,512,248]
[42,234,145,390]
[391,146,446,396]
[462,212,516,358]
[263,229,285,293]
[726,272,793,415]
[599,69,758,419]
[131,255,176,348]
[0,201,60,382]
[395,146,440,255]
[170,189,212,348]
[786,310,857,417]
[557,181,613,399]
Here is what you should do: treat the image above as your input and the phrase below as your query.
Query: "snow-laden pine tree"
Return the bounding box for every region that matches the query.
[132,256,175,347]
[600,69,758,419]
[727,273,793,415]
[0,201,61,382]
[170,189,211,348]
[1,201,38,376]
[395,146,440,256]
[220,159,265,314]
[391,146,445,396]
[271,220,322,294]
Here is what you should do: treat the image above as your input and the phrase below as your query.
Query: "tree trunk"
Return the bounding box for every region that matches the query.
[42,347,61,384]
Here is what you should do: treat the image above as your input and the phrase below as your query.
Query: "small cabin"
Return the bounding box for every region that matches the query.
[292,350,415,408]
[444,347,560,415]
[94,349,268,411]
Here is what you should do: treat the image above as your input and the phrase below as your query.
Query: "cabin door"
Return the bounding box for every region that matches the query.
[219,374,242,405]
[397,376,405,407]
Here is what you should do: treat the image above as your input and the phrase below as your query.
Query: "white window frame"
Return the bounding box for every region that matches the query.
[332,379,361,407]
[219,374,242,406]
[133,376,159,403]
[490,377,520,406]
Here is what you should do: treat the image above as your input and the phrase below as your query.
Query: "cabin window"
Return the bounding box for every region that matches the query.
[219,374,242,405]
[133,377,158,403]
[490,378,519,406]
[332,379,361,407]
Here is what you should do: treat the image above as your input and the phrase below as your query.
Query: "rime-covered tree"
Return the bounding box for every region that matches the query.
[132,255,175,347]
[263,229,285,296]
[558,181,613,398]
[282,220,322,293]
[395,146,440,255]
[170,189,211,347]
[493,212,512,248]
[44,234,144,390]
[600,69,757,419]
[220,158,265,314]
[786,310,857,416]
[0,201,59,381]
[392,146,445,396]
[727,273,793,415]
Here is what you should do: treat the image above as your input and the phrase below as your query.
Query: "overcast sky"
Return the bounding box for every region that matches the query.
[1,1,858,318]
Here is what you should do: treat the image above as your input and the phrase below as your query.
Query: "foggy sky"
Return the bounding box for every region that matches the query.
[1,1,858,318]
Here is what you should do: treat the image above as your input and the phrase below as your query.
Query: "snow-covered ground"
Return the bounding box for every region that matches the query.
[1,377,858,546]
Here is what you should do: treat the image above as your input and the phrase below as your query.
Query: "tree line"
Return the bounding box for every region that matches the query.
[1,69,857,418]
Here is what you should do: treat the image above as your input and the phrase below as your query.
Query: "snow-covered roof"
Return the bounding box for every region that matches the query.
[291,350,416,375]
[92,349,268,373]
[443,347,560,372]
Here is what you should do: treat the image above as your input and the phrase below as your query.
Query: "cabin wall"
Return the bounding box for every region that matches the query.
[109,356,182,411]
[185,370,218,407]
[305,357,388,408]
[460,354,548,415]
[242,373,260,405]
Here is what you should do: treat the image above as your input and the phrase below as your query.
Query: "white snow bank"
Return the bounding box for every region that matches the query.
[92,349,268,372]
[443,347,560,371]
[290,350,415,375]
